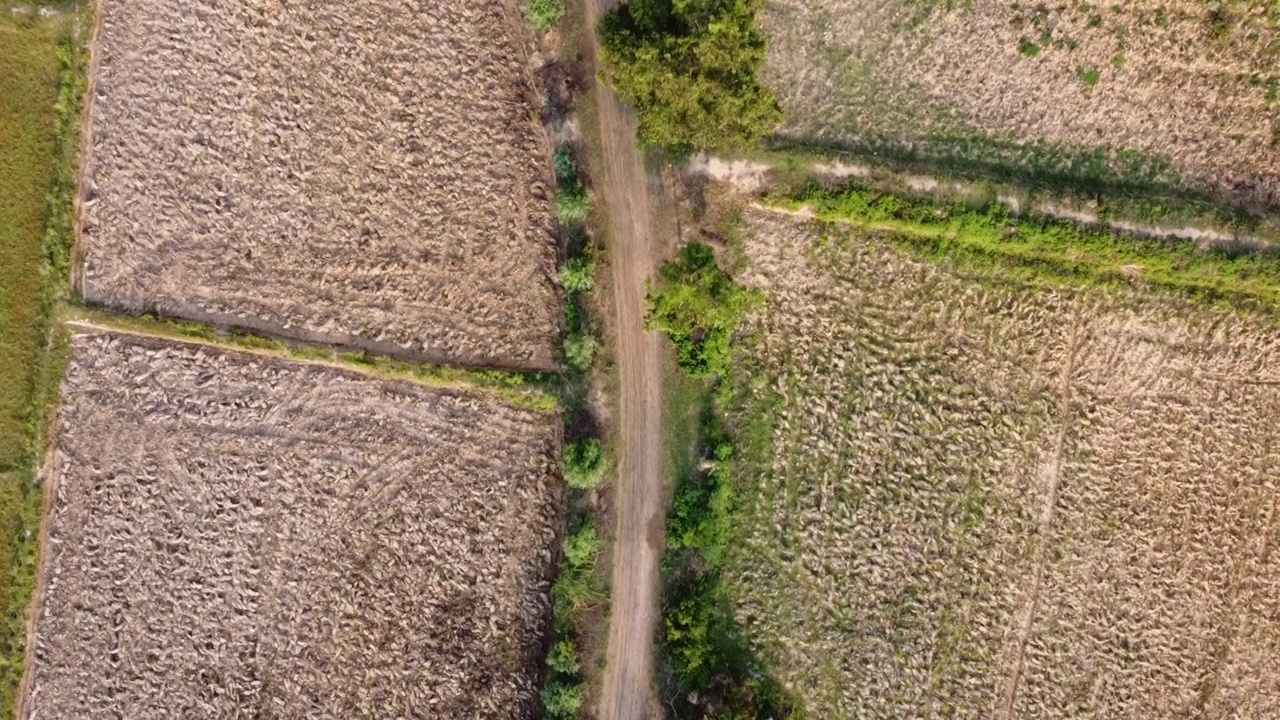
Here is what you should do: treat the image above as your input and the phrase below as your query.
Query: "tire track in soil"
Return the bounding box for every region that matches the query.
[997,306,1086,720]
[584,0,669,718]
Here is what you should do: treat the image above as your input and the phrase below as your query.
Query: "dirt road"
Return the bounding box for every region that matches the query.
[585,1,668,718]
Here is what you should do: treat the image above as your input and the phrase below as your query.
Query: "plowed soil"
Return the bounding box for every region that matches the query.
[23,331,561,718]
[79,0,560,370]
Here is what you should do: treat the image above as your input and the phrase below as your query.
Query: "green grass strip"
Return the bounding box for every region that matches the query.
[0,9,86,715]
[766,183,1280,312]
[65,309,561,414]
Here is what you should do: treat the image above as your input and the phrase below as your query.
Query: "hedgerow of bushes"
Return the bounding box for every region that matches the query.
[645,245,798,717]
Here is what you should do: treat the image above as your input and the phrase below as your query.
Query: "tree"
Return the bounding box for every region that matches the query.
[598,0,783,151]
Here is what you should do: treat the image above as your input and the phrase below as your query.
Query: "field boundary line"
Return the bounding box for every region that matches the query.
[997,304,1086,720]
[60,319,559,412]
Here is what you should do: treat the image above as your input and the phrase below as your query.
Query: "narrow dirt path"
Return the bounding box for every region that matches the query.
[585,1,668,718]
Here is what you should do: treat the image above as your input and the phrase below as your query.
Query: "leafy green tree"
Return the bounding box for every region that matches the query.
[599,0,783,151]
[553,146,578,184]
[564,523,600,568]
[563,330,598,370]
[554,184,591,224]
[547,638,581,677]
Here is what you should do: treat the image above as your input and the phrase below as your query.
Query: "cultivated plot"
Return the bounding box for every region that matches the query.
[81,0,560,370]
[762,0,1280,210]
[23,331,560,718]
[725,208,1280,717]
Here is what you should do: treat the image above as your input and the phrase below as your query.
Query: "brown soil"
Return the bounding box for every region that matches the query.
[79,0,561,371]
[22,331,561,718]
[584,0,670,716]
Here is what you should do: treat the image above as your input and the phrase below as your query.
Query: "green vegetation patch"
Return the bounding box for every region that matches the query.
[0,17,63,472]
[647,253,799,718]
[767,182,1280,312]
[0,10,85,715]
[599,0,782,151]
[646,243,762,379]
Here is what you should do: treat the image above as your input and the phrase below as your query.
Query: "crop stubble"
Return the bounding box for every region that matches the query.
[23,331,561,718]
[80,0,560,371]
[727,208,1280,717]
[762,0,1280,209]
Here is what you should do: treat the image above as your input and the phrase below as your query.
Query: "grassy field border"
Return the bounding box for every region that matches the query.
[755,144,1280,246]
[0,5,88,716]
[63,308,561,413]
[762,181,1280,315]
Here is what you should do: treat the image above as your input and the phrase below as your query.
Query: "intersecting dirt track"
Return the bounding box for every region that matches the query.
[23,331,561,718]
[80,0,560,370]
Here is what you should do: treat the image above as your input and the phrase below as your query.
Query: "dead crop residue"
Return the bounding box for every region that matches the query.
[24,331,560,718]
[726,208,1280,717]
[763,0,1280,210]
[81,0,560,370]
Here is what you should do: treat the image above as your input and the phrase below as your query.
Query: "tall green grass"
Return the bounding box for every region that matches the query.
[0,9,85,714]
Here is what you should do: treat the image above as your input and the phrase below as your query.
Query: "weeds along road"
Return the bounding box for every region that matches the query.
[586,0,668,718]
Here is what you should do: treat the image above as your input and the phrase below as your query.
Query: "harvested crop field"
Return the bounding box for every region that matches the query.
[80,0,560,371]
[23,330,561,717]
[722,208,1280,717]
[762,0,1280,210]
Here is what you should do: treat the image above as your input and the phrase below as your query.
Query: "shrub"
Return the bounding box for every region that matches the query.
[564,523,599,568]
[598,0,783,151]
[553,146,578,184]
[563,331,597,371]
[564,438,607,490]
[541,681,584,719]
[547,638,581,676]
[559,257,595,294]
[645,243,761,379]
[526,0,563,31]
[554,184,591,224]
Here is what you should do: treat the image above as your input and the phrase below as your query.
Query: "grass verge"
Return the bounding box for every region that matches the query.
[63,308,561,413]
[0,8,86,714]
[764,182,1280,313]
[755,144,1280,244]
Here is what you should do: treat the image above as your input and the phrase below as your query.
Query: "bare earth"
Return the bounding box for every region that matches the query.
[586,0,668,716]
[23,331,561,718]
[80,0,560,370]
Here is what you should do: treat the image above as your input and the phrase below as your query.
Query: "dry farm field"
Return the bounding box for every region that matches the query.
[721,208,1280,717]
[23,330,560,717]
[81,0,560,370]
[761,0,1280,211]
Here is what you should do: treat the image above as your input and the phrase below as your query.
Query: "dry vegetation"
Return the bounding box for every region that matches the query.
[762,0,1280,210]
[723,208,1280,717]
[81,0,561,371]
[23,331,561,718]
